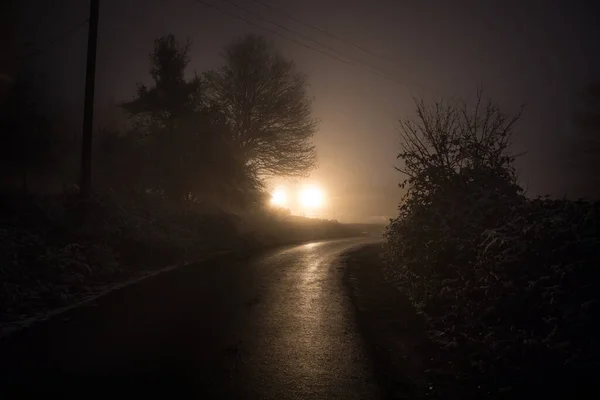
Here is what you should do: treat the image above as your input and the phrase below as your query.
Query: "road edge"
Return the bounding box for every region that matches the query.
[0,249,240,339]
[0,235,366,339]
[341,242,442,399]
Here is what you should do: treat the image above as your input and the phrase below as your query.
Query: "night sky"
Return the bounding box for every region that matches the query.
[10,0,600,222]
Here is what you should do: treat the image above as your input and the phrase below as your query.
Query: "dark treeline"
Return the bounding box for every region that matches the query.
[2,33,317,206]
[0,34,352,325]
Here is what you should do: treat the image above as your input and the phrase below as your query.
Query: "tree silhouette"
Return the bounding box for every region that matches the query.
[206,34,317,179]
[119,34,261,206]
[395,91,523,204]
[122,35,202,129]
[387,92,524,273]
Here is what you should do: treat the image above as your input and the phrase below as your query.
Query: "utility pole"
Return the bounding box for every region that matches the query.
[80,0,99,200]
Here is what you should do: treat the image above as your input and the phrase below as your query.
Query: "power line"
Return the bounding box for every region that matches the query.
[22,18,89,59]
[192,0,406,86]
[251,0,400,68]
[216,0,403,84]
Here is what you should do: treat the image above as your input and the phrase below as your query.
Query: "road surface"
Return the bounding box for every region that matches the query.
[0,238,382,398]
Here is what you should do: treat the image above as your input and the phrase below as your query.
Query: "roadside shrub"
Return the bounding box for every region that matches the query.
[1,190,357,324]
[470,199,600,386]
[0,192,208,322]
[386,92,523,302]
[386,92,600,396]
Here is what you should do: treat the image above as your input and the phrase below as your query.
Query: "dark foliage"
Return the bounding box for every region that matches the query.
[115,34,262,205]
[0,33,346,326]
[0,192,354,324]
[386,93,600,397]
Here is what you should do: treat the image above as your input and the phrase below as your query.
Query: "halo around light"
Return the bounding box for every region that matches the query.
[270,187,287,206]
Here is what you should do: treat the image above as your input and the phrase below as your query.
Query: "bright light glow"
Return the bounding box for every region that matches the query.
[270,187,287,206]
[299,186,324,209]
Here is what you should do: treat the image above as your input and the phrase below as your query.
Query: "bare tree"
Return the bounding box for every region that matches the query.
[206,34,317,178]
[386,92,526,311]
[396,90,523,198]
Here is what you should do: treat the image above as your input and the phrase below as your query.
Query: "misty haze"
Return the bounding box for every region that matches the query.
[1,0,599,398]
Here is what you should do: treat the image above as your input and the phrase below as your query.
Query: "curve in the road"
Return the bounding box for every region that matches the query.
[0,238,382,399]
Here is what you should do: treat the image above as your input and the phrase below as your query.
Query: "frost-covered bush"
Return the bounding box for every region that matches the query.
[386,92,523,297]
[383,93,600,393]
[1,190,356,323]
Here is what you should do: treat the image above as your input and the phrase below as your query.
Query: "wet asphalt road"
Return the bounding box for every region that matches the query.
[0,238,382,398]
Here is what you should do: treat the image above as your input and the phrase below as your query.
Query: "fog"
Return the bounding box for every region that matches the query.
[5,0,600,221]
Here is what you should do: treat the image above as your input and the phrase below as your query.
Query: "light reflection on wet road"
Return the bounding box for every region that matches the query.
[0,238,382,398]
[242,239,381,399]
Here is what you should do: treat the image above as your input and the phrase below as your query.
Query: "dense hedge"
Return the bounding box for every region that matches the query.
[386,94,600,397]
[385,192,600,396]
[0,192,353,324]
